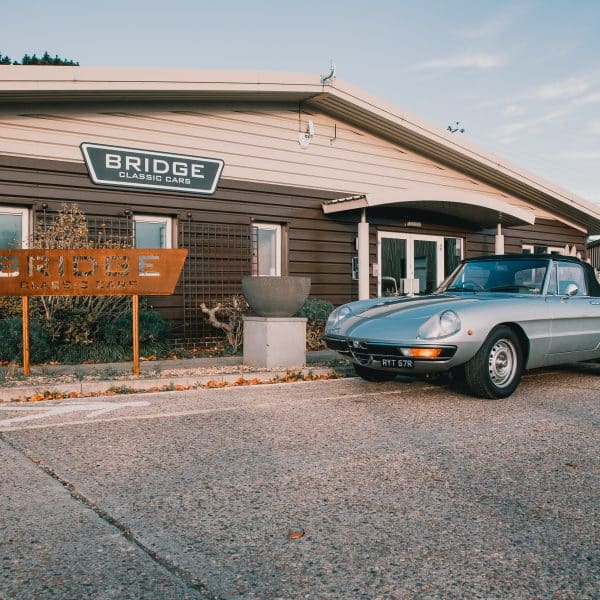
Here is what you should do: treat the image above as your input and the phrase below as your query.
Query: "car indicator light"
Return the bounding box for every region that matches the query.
[406,347,443,358]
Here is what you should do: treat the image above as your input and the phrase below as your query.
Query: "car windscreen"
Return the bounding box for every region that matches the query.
[439,259,550,294]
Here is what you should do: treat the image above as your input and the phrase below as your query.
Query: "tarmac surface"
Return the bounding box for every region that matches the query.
[0,360,599,599]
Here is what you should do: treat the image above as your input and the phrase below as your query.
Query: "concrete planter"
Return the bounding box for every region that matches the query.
[241,276,311,317]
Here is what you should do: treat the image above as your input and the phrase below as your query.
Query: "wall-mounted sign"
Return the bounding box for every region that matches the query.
[81,143,224,195]
[0,249,187,296]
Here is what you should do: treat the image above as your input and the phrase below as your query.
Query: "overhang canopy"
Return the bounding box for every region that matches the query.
[322,188,536,228]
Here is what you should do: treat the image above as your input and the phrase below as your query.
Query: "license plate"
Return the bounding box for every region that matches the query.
[380,358,414,369]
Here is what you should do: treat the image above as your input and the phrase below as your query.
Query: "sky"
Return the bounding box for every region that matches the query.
[2,0,600,205]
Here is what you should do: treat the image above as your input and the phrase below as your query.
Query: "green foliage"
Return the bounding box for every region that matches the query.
[0,317,52,363]
[54,342,128,365]
[294,298,334,351]
[294,297,334,324]
[0,296,21,319]
[112,310,168,346]
[0,203,173,365]
[0,318,19,361]
[31,202,131,341]
[1,51,79,66]
[51,310,172,364]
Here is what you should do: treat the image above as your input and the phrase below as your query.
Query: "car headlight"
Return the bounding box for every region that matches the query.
[325,305,353,332]
[417,310,461,339]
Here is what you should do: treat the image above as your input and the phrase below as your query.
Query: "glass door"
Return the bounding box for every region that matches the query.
[380,236,407,296]
[378,233,445,296]
[413,238,439,294]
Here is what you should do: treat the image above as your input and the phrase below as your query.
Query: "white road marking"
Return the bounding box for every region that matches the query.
[0,400,150,427]
[0,388,406,432]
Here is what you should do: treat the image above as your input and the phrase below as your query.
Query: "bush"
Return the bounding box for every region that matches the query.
[111,310,168,346]
[53,309,172,364]
[0,296,21,319]
[200,295,249,354]
[0,318,19,361]
[0,317,52,363]
[295,297,334,351]
[295,297,334,324]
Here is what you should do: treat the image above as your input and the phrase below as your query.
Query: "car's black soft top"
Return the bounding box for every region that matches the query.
[464,253,600,296]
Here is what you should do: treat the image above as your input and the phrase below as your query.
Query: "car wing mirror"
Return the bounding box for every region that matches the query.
[563,283,579,297]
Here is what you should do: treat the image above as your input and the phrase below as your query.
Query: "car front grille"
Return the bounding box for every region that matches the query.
[324,337,456,363]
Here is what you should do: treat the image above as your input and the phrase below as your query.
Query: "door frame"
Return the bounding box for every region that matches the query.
[377,232,445,296]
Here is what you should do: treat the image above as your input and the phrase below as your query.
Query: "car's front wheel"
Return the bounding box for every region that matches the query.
[463,326,523,399]
[354,364,397,382]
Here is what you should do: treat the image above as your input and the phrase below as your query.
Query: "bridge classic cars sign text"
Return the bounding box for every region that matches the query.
[81,143,224,194]
[0,249,188,296]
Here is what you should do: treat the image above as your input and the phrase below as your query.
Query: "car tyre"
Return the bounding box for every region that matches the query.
[463,326,523,399]
[354,364,397,382]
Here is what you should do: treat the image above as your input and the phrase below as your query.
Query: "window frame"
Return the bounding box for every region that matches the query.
[0,206,29,249]
[252,222,282,276]
[133,214,173,249]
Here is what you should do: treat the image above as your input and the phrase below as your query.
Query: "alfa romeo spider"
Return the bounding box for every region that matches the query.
[324,254,600,398]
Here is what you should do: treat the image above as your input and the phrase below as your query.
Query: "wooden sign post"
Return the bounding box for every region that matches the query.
[0,249,187,376]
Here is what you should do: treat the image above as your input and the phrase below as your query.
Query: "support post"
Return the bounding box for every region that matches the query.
[495,223,505,255]
[132,294,140,375]
[358,209,370,300]
[22,296,30,377]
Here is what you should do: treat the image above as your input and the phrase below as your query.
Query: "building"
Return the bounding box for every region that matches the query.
[1,67,600,345]
[587,238,600,273]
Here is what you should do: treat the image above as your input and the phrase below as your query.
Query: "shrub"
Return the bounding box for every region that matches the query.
[0,318,20,361]
[54,310,172,364]
[200,295,249,354]
[31,203,130,341]
[295,297,334,323]
[295,297,334,351]
[112,310,168,346]
[0,296,21,319]
[0,317,52,363]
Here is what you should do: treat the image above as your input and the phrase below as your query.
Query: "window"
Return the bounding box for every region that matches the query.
[556,261,587,296]
[134,215,172,248]
[522,244,564,255]
[252,223,281,276]
[0,206,29,249]
[444,237,463,277]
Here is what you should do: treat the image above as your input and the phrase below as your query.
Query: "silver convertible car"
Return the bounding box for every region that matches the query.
[324,254,600,399]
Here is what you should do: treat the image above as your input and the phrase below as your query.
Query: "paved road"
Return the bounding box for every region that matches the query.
[1,366,599,599]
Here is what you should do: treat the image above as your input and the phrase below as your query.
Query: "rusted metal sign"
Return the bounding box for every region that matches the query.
[0,249,187,296]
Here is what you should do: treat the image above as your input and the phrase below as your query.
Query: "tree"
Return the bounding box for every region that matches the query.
[0,51,79,66]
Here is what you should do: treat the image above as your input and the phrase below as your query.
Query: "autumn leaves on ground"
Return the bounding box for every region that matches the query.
[6,370,340,403]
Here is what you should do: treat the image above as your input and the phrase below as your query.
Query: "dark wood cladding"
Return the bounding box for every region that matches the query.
[0,155,356,308]
[0,155,588,316]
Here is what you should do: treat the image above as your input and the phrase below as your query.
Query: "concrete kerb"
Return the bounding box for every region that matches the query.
[0,350,351,402]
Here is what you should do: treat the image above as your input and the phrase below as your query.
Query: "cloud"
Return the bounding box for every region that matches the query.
[559,151,600,160]
[496,108,570,137]
[502,105,526,118]
[415,53,504,71]
[458,4,531,39]
[577,91,600,105]
[532,77,591,101]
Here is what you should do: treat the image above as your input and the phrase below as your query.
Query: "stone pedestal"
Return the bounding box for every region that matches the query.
[243,317,307,368]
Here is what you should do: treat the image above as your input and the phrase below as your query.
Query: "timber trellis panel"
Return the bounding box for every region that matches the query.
[178,219,254,348]
[33,208,254,348]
